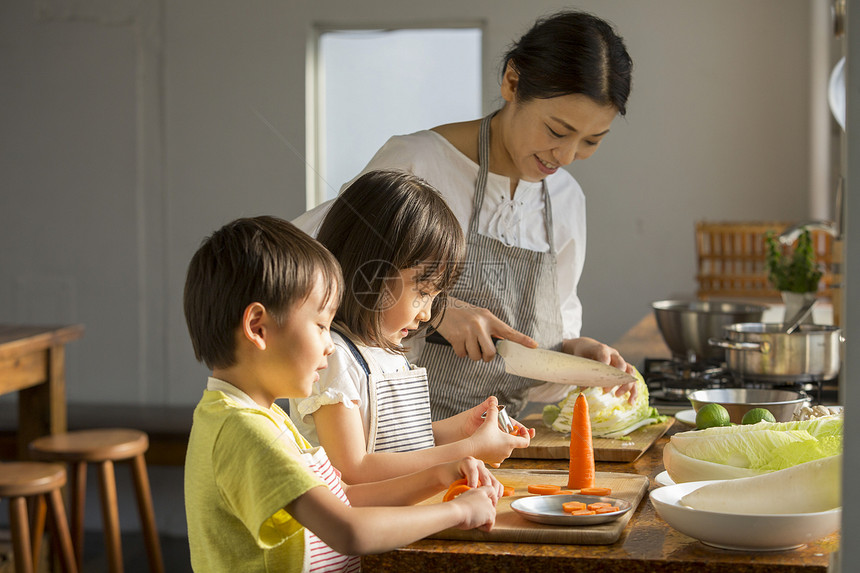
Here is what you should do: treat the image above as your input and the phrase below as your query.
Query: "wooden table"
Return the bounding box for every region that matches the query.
[361,316,838,572]
[0,324,84,459]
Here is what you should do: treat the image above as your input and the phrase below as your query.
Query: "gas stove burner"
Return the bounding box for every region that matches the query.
[644,357,735,404]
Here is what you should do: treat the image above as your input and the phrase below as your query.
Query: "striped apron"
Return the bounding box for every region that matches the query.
[336,331,436,453]
[421,112,565,420]
[302,447,361,572]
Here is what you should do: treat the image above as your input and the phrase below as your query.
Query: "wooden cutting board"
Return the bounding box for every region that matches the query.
[508,414,673,462]
[423,469,649,545]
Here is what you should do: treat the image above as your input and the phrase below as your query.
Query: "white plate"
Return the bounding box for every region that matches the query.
[654,471,675,487]
[510,494,632,526]
[675,409,696,426]
[650,481,840,551]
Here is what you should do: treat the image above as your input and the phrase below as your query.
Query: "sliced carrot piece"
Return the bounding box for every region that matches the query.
[502,485,515,497]
[527,484,561,495]
[570,509,597,516]
[443,483,471,502]
[551,490,576,495]
[587,502,612,510]
[567,393,595,490]
[579,487,612,496]
[562,501,587,513]
[595,506,620,514]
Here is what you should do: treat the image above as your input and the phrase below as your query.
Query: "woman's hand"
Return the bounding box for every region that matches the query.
[436,297,537,361]
[562,337,638,404]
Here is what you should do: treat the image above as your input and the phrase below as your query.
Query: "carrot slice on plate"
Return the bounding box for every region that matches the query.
[595,506,620,514]
[570,509,597,516]
[587,502,612,510]
[579,487,612,496]
[562,501,587,513]
[527,484,561,495]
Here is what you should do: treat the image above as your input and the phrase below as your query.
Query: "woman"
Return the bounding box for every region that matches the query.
[296,10,636,419]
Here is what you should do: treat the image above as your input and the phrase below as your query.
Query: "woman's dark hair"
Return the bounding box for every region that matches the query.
[184,216,343,370]
[317,170,465,354]
[502,10,633,114]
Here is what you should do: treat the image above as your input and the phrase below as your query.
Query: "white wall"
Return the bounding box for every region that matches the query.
[1,0,829,406]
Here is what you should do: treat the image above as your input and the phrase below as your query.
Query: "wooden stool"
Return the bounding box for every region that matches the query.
[0,462,78,573]
[29,429,164,573]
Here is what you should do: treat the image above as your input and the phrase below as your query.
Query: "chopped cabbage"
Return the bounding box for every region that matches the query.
[543,367,666,438]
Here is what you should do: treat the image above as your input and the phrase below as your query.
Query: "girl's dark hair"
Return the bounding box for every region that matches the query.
[183,216,343,370]
[317,170,465,354]
[503,10,633,114]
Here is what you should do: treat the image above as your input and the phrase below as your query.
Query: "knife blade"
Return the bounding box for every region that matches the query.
[496,340,636,387]
[425,333,636,387]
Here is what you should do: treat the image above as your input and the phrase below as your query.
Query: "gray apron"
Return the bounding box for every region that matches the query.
[420,112,565,419]
[335,330,436,452]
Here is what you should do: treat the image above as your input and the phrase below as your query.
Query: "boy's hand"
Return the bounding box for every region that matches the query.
[468,400,530,467]
[453,456,502,502]
[451,486,497,532]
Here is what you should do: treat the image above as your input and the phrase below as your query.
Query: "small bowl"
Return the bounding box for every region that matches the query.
[687,388,807,424]
[650,480,840,551]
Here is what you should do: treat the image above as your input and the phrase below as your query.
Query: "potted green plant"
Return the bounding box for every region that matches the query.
[765,228,822,322]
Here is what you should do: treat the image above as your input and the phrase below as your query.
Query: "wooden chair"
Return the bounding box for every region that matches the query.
[0,461,78,573]
[695,221,836,300]
[28,429,164,573]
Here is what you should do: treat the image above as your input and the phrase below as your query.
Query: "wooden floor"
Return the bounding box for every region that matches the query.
[82,532,191,573]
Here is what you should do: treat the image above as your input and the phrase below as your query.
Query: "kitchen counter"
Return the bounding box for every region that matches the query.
[362,422,837,572]
[362,314,839,572]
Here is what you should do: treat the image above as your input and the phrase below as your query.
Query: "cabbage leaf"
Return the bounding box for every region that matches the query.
[544,367,666,437]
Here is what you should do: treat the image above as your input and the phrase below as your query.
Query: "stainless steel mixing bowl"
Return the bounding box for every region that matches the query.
[652,300,768,363]
[687,388,808,423]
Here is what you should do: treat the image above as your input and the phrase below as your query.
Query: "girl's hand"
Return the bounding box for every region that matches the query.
[436,297,536,361]
[563,337,638,405]
[453,456,503,502]
[450,486,497,532]
[468,401,530,467]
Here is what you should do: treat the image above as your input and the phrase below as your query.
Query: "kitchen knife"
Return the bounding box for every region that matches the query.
[425,333,636,387]
[496,340,636,387]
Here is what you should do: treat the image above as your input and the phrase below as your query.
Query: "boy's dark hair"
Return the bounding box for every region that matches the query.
[503,10,633,114]
[317,170,465,353]
[184,216,343,369]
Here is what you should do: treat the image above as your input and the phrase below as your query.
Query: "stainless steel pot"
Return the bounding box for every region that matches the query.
[709,323,843,382]
[651,300,768,363]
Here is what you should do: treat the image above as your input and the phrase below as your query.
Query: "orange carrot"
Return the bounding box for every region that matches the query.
[595,506,620,514]
[527,484,561,495]
[502,485,515,497]
[551,490,576,495]
[567,393,595,490]
[570,509,597,516]
[579,487,612,496]
[562,501,587,513]
[587,502,612,510]
[442,484,471,502]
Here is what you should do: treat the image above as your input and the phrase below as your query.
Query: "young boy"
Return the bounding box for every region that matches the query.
[183,216,500,573]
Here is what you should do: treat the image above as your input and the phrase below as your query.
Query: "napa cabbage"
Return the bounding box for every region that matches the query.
[543,367,666,438]
[665,415,843,483]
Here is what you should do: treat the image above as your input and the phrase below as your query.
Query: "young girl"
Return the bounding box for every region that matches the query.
[184,216,500,573]
[291,170,534,483]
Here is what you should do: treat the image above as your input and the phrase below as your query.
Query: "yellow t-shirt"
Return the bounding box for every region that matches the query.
[185,385,324,572]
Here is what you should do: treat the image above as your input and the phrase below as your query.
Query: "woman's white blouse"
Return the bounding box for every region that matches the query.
[293,130,588,403]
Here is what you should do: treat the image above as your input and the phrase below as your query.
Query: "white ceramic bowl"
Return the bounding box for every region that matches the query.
[650,481,840,551]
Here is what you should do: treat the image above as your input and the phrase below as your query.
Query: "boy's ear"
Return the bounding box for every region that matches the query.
[241,302,269,350]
